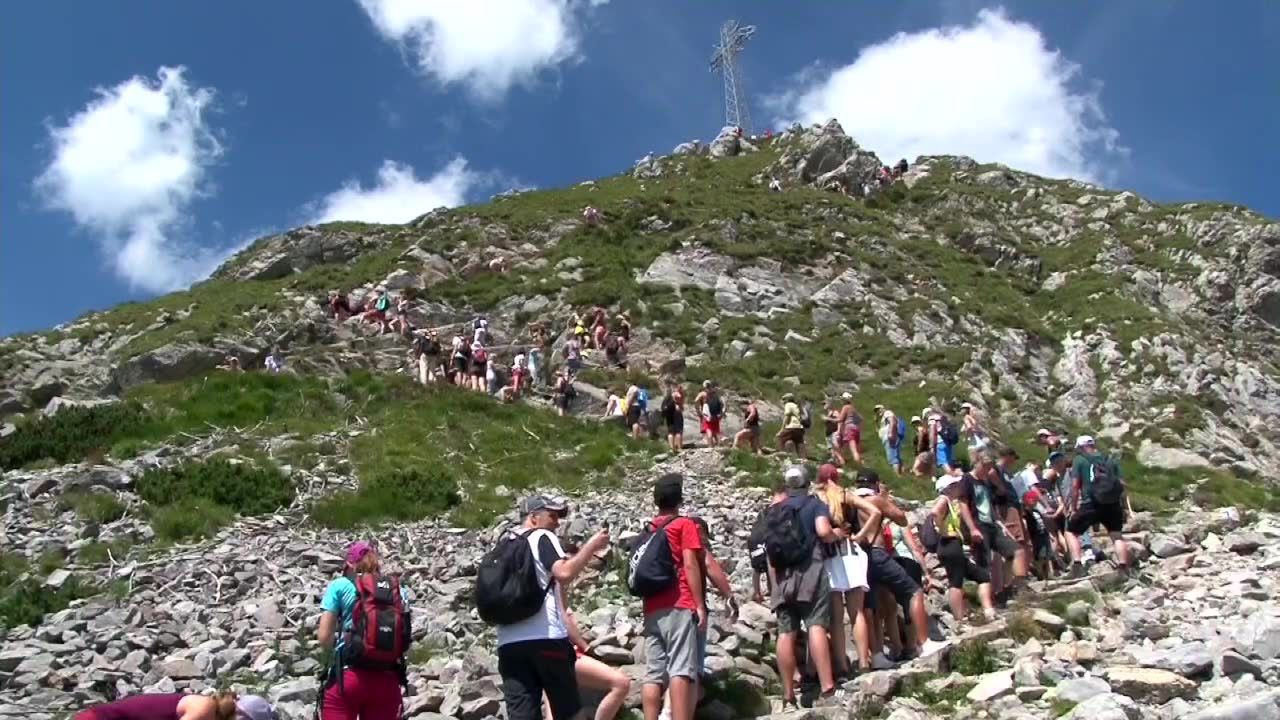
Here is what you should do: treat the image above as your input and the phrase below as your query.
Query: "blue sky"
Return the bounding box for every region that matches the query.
[2,1,1277,335]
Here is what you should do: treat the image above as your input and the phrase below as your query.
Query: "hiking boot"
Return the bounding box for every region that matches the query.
[983,608,999,622]
[920,639,951,658]
[779,698,800,714]
[871,652,896,670]
[1068,562,1087,580]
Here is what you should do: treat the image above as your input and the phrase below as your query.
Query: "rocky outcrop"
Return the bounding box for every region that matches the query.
[212,226,394,282]
[109,342,262,392]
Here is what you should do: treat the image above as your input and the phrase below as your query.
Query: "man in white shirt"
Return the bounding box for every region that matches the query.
[497,497,610,720]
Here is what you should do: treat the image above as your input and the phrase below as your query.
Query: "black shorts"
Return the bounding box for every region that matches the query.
[471,362,486,377]
[895,557,924,588]
[867,547,920,610]
[779,427,806,446]
[453,356,467,373]
[499,639,581,720]
[666,414,684,434]
[938,537,990,589]
[1067,502,1124,534]
[975,522,1018,567]
[555,393,570,410]
[626,406,642,427]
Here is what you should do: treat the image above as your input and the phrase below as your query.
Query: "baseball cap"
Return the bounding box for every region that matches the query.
[782,392,795,401]
[910,415,922,424]
[1047,450,1066,464]
[935,476,961,494]
[520,495,569,517]
[1035,428,1052,437]
[841,392,853,400]
[236,695,278,720]
[345,541,375,566]
[960,401,974,410]
[1074,435,1096,449]
[818,463,840,483]
[783,465,808,489]
[855,468,880,488]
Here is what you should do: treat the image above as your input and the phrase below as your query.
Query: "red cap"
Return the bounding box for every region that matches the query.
[818,464,840,483]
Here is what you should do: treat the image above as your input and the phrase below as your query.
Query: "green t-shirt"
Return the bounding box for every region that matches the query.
[1072,451,1117,503]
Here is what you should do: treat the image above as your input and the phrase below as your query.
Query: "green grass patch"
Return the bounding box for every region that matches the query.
[700,673,771,718]
[148,501,237,542]
[136,459,294,541]
[76,538,135,565]
[60,491,126,524]
[1050,699,1077,718]
[897,672,974,712]
[1006,607,1045,643]
[1042,590,1097,628]
[0,402,153,470]
[309,467,461,529]
[0,552,95,630]
[950,640,1000,676]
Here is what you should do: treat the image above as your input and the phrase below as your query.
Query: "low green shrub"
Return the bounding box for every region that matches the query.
[61,491,126,524]
[0,553,94,630]
[0,402,153,470]
[76,538,134,565]
[950,640,999,676]
[149,501,237,542]
[309,467,461,529]
[136,459,294,516]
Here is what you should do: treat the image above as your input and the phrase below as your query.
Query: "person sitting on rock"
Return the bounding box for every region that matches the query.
[217,355,243,373]
[488,255,508,274]
[317,541,411,720]
[582,206,601,226]
[733,397,762,454]
[328,290,353,321]
[603,389,626,421]
[547,609,631,720]
[74,691,276,720]
[768,177,782,193]
[932,473,996,621]
[264,345,286,374]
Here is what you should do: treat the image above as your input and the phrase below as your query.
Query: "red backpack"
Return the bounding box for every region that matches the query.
[341,572,412,671]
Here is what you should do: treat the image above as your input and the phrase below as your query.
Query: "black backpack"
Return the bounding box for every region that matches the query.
[799,403,813,430]
[627,517,678,597]
[661,395,676,417]
[1086,455,1124,505]
[747,510,770,574]
[919,516,941,554]
[940,420,960,446]
[474,530,553,625]
[764,500,814,571]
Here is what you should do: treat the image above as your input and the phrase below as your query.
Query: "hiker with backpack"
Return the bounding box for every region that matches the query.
[963,452,1020,600]
[363,287,392,334]
[775,393,807,459]
[814,463,881,678]
[477,496,611,720]
[661,383,686,452]
[993,448,1033,595]
[694,381,724,447]
[553,370,575,417]
[316,541,412,720]
[766,465,848,709]
[747,477,788,603]
[625,385,649,440]
[451,333,471,387]
[836,393,864,465]
[1065,436,1132,576]
[928,474,996,621]
[910,416,933,477]
[733,398,763,454]
[879,408,907,475]
[630,474,706,720]
[932,413,961,473]
[604,332,625,369]
[470,341,490,392]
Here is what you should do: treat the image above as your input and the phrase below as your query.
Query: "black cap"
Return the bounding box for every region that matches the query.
[520,496,569,517]
[855,468,880,488]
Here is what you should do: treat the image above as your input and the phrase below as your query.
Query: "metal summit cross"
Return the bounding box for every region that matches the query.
[709,19,756,135]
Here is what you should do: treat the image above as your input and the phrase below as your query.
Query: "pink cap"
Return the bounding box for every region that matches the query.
[345,541,375,566]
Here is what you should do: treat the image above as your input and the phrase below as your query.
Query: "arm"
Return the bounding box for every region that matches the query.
[551,531,608,584]
[683,548,707,625]
[847,495,883,545]
[563,606,589,652]
[903,528,932,589]
[317,611,338,650]
[959,498,983,542]
[704,551,734,600]
[877,495,909,527]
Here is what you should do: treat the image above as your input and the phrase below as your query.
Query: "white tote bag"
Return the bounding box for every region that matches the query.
[826,540,869,592]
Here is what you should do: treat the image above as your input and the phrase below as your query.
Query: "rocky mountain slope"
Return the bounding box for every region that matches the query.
[2,121,1280,719]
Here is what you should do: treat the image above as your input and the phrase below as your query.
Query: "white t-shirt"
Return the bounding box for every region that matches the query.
[496,529,568,647]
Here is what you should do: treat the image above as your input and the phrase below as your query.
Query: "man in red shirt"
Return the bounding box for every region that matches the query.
[641,474,706,720]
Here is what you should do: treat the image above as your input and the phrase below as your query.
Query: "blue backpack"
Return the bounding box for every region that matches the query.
[895,417,908,446]
[636,388,649,411]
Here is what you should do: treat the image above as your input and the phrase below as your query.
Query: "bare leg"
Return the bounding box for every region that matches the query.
[828,592,848,675]
[1111,531,1131,567]
[642,683,663,720]
[948,587,967,620]
[669,676,695,720]
[575,656,631,720]
[807,624,836,694]
[777,632,799,701]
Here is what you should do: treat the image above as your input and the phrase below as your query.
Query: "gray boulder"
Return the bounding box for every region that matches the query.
[110,342,260,391]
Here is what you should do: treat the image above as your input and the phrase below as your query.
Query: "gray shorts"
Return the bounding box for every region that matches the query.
[776,590,832,635]
[643,608,700,686]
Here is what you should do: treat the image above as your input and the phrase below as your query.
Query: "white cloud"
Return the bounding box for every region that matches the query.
[309,158,478,224]
[355,0,599,100]
[769,9,1123,181]
[35,66,230,292]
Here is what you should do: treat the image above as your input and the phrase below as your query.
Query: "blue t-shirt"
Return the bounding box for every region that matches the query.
[320,575,412,633]
[782,491,831,547]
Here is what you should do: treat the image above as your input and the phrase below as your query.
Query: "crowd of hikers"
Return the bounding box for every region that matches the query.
[115,203,1152,720]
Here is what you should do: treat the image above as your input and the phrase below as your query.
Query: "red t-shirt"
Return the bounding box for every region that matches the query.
[642,515,704,615]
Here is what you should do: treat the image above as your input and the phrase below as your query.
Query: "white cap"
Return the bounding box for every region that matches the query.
[935,476,961,494]
[841,392,853,400]
[1075,435,1096,449]
[960,401,974,410]
[1036,428,1052,437]
[910,415,922,424]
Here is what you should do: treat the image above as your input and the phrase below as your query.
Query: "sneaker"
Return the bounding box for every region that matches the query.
[658,709,671,720]
[871,652,896,670]
[920,638,951,658]
[780,698,800,714]
[815,689,849,707]
[983,608,998,622]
